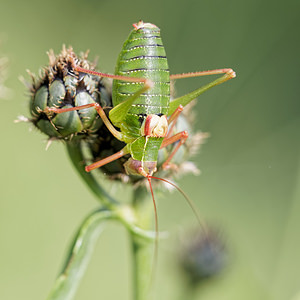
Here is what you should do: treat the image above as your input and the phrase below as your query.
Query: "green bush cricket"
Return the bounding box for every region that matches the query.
[46,21,235,179]
[44,20,235,246]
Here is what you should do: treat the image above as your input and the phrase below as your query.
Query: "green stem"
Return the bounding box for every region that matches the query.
[130,186,155,300]
[45,206,156,300]
[65,141,157,300]
[45,205,157,300]
[46,208,116,300]
[131,235,153,300]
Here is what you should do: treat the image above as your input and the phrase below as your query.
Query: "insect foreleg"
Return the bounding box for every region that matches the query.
[169,68,236,115]
[45,103,123,141]
[160,131,189,170]
[85,147,129,172]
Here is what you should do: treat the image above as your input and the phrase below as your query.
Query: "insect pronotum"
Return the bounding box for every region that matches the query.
[45,20,235,252]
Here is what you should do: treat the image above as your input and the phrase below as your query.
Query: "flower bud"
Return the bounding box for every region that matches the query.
[28,46,111,140]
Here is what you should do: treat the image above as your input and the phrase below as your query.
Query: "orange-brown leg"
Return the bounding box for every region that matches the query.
[75,66,149,84]
[85,147,129,172]
[169,68,236,80]
[45,103,123,141]
[166,105,184,139]
[168,68,236,115]
[160,131,189,169]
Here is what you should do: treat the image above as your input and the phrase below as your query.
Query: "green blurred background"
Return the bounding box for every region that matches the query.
[0,0,299,299]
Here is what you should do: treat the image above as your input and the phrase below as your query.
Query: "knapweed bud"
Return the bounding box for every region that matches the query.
[28,46,111,140]
[178,227,227,285]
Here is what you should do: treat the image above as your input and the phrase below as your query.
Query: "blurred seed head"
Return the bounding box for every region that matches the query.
[178,227,227,285]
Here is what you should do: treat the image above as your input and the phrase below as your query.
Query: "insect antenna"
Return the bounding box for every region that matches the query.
[146,176,159,289]
[149,176,208,235]
[145,175,208,293]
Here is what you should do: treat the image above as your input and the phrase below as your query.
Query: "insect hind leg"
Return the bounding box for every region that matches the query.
[169,68,236,115]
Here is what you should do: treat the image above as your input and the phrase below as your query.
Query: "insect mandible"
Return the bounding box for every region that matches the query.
[45,21,235,181]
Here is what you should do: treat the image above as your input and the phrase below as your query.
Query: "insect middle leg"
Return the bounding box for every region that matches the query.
[166,104,184,139]
[85,147,129,172]
[160,130,189,170]
[45,103,123,141]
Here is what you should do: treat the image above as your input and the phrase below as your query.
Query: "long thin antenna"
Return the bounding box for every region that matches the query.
[147,176,159,293]
[149,176,208,235]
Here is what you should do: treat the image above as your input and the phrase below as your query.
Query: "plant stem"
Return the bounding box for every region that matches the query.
[130,186,155,300]
[46,208,116,300]
[45,204,157,300]
[66,141,157,300]
[131,235,153,300]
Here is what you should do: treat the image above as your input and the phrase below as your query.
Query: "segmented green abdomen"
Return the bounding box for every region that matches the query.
[112,24,170,117]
